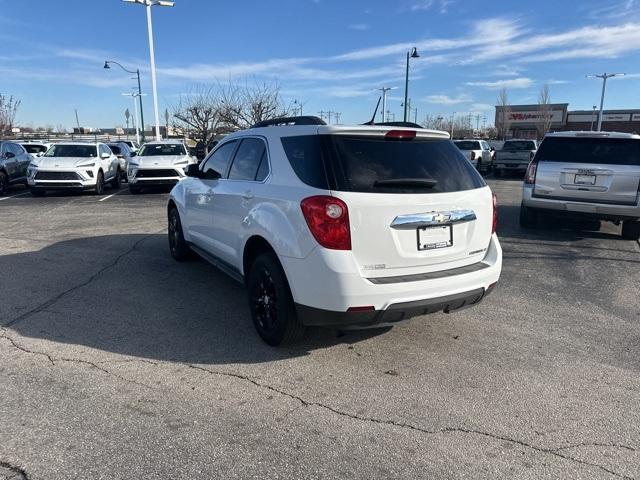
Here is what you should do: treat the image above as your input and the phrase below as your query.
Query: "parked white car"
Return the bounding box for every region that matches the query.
[167,116,502,345]
[520,131,640,239]
[18,141,53,159]
[127,141,197,193]
[453,139,493,172]
[27,142,121,196]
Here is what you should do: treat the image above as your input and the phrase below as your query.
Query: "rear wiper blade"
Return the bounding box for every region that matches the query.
[373,178,438,188]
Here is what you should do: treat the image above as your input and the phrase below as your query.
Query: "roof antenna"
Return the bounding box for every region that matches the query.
[363,96,381,125]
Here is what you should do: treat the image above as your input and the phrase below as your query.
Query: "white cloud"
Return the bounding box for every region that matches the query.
[348,23,370,31]
[465,77,534,89]
[424,93,472,104]
[411,0,434,11]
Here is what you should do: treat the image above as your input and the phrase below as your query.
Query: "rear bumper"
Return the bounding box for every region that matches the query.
[522,185,640,220]
[296,286,494,327]
[282,234,502,326]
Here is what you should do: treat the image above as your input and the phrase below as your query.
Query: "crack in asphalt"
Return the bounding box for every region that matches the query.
[0,332,153,390]
[553,442,637,453]
[186,363,635,480]
[2,231,163,328]
[0,460,29,480]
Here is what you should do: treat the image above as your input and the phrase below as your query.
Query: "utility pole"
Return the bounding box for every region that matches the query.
[377,87,396,122]
[334,112,341,124]
[450,112,456,137]
[590,105,597,131]
[587,72,625,131]
[74,109,81,131]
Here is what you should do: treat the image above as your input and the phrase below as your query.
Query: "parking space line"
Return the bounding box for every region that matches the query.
[98,190,125,202]
[0,192,30,201]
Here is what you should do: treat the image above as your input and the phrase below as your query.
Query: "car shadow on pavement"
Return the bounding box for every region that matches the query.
[1,234,388,365]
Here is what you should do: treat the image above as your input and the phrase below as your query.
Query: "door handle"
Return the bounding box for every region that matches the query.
[242,191,254,200]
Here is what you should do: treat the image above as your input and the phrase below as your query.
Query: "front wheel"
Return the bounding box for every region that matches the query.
[168,207,191,261]
[0,172,8,196]
[247,252,305,346]
[110,169,121,189]
[93,171,104,195]
[621,220,640,240]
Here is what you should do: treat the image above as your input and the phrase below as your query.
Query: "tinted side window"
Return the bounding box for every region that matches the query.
[202,140,237,178]
[228,138,266,181]
[255,152,269,181]
[8,143,23,155]
[281,135,328,189]
[109,145,121,155]
[329,136,485,194]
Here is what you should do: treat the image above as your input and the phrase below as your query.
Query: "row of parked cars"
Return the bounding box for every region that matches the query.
[0,138,198,196]
[453,138,539,177]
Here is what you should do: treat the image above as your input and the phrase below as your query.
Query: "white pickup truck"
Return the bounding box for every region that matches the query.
[494,139,538,177]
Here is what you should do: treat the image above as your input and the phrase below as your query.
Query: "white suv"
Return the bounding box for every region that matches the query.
[168,117,502,345]
[520,131,640,239]
[127,140,196,193]
[28,142,121,196]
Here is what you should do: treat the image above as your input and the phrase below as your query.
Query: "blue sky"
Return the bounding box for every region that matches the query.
[2,0,640,129]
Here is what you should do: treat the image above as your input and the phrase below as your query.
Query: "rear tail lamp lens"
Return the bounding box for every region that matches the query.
[300,196,351,250]
[524,158,539,185]
[470,151,476,161]
[492,193,498,234]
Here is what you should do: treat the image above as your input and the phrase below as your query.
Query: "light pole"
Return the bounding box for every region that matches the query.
[587,72,625,131]
[590,105,597,131]
[450,112,456,137]
[122,0,174,141]
[104,60,145,142]
[123,92,146,144]
[403,47,419,122]
[377,86,396,122]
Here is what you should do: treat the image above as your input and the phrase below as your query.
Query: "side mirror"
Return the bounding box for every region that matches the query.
[130,151,136,157]
[101,152,111,159]
[186,163,202,178]
[37,152,44,157]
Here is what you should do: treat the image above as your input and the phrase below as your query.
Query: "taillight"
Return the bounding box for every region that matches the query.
[300,196,351,250]
[492,193,498,234]
[470,151,476,161]
[385,130,416,140]
[524,157,539,184]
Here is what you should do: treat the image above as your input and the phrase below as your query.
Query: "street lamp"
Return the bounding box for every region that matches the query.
[590,105,597,131]
[377,86,397,122]
[122,92,146,144]
[122,0,175,141]
[104,60,145,142]
[403,47,419,122]
[586,72,625,131]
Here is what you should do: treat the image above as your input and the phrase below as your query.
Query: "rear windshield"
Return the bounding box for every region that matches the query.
[537,136,640,165]
[281,135,485,194]
[138,143,186,156]
[503,141,536,151]
[44,145,97,158]
[454,141,481,150]
[108,145,121,155]
[22,145,47,154]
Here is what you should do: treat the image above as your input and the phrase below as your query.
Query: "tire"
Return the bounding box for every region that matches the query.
[0,171,7,196]
[247,252,305,346]
[476,160,482,172]
[168,207,191,261]
[621,220,640,240]
[519,204,538,228]
[110,169,121,189]
[129,185,141,194]
[93,171,104,195]
[30,188,46,197]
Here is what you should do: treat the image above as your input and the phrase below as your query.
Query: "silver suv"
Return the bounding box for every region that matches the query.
[520,131,640,240]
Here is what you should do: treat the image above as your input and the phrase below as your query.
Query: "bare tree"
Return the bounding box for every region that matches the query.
[218,79,290,130]
[56,124,68,134]
[0,94,21,135]
[172,85,222,156]
[496,87,511,140]
[536,84,552,140]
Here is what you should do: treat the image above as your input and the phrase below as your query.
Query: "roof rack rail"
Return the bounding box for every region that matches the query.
[375,121,423,128]
[251,116,327,128]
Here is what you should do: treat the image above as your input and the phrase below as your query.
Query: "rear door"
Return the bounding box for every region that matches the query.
[283,132,493,279]
[534,136,640,205]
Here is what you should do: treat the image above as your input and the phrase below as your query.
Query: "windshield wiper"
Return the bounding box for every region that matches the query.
[373,178,438,188]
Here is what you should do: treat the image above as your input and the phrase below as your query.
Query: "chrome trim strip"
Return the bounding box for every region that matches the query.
[390,210,476,230]
[367,261,489,285]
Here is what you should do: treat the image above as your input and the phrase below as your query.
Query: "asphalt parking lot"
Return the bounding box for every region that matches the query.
[1,178,639,480]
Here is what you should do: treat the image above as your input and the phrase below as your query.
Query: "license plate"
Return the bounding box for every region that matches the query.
[574,174,596,185]
[417,225,452,251]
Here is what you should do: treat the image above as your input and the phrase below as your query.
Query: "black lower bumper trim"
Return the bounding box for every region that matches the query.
[296,287,490,327]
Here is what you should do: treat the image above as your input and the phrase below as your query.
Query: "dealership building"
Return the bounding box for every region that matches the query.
[495,104,640,138]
